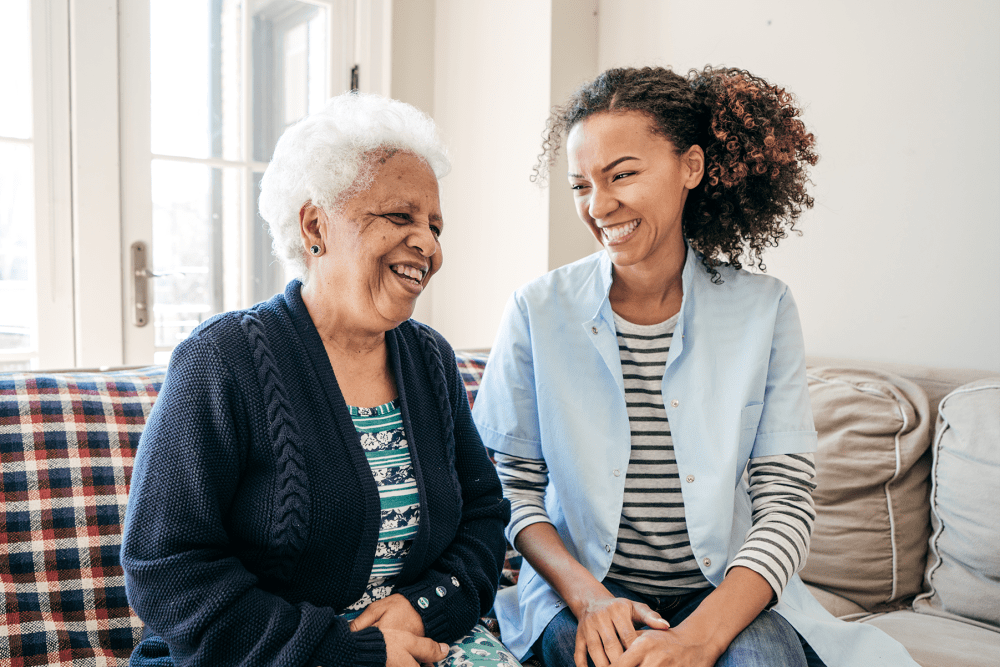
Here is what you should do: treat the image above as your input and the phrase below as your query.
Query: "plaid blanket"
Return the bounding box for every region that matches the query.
[1,367,165,667]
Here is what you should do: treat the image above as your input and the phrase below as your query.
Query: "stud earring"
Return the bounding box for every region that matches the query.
[310,245,322,256]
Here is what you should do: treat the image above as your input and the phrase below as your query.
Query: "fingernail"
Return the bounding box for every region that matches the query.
[439,643,448,652]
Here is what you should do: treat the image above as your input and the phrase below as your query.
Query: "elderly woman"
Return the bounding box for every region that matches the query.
[473,67,919,667]
[121,92,516,667]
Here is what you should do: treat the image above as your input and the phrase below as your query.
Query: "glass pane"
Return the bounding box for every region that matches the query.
[151,160,242,347]
[0,142,36,355]
[0,0,32,140]
[252,1,328,162]
[150,0,244,160]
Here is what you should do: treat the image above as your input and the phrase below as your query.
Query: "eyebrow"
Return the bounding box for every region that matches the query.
[567,156,639,179]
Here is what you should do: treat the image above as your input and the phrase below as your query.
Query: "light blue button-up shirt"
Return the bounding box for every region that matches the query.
[473,248,918,666]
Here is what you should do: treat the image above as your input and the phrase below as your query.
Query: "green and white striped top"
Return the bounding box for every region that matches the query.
[342,399,421,619]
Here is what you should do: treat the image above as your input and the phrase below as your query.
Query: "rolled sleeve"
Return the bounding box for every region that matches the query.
[752,287,817,458]
[472,294,544,460]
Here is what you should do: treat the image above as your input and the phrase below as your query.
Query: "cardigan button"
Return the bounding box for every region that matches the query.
[613,469,621,477]
[451,576,460,588]
[435,586,447,597]
[605,544,611,553]
[671,399,680,407]
[417,597,429,609]
[703,557,712,568]
[686,474,695,483]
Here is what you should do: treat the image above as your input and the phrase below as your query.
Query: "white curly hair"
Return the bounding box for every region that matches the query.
[258,92,450,279]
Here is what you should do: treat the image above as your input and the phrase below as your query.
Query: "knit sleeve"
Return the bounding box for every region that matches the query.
[395,328,511,643]
[121,331,386,667]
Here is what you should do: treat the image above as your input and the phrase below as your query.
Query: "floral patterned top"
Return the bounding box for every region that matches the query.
[342,399,421,619]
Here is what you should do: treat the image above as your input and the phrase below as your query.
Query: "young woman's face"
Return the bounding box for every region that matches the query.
[566,111,703,270]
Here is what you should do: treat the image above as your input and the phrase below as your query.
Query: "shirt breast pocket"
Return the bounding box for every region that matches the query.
[738,402,764,463]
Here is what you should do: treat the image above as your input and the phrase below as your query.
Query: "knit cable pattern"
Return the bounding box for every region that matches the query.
[241,312,311,583]
[413,324,459,486]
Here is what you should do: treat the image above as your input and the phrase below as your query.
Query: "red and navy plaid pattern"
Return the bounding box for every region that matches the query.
[455,350,489,409]
[1,367,165,667]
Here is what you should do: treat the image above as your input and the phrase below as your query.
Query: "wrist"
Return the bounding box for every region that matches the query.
[565,579,614,618]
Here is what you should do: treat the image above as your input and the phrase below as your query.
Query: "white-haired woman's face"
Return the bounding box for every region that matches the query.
[301,151,443,331]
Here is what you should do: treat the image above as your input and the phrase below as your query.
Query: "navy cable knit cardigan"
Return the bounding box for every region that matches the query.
[121,281,510,666]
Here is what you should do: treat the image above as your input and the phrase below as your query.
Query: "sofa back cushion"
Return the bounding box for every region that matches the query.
[0,368,165,666]
[799,368,933,611]
[914,378,1000,630]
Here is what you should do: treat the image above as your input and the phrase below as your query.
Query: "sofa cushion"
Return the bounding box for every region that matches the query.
[799,368,933,612]
[859,610,1000,667]
[0,368,165,666]
[913,378,1000,630]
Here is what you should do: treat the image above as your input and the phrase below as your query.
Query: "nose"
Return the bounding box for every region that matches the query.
[408,224,438,258]
[587,184,619,221]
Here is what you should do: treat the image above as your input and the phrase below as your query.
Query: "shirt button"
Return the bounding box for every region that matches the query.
[613,469,621,477]
[703,557,712,567]
[435,586,447,597]
[686,474,695,483]
[417,597,429,609]
[605,544,612,553]
[591,326,599,335]
[671,399,680,407]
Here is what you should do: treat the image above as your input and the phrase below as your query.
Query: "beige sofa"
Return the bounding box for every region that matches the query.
[798,358,1000,667]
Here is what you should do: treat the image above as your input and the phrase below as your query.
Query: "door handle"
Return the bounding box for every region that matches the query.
[131,241,151,326]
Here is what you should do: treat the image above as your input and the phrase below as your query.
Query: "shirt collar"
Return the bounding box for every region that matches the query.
[591,242,700,322]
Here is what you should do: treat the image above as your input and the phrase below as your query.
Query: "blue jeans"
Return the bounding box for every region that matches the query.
[536,580,826,667]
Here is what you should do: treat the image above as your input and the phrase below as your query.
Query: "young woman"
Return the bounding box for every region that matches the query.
[473,67,918,667]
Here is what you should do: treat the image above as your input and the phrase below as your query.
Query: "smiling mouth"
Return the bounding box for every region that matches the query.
[390,264,427,285]
[601,219,640,244]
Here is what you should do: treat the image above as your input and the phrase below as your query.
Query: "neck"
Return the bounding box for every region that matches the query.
[300,280,388,357]
[608,243,686,325]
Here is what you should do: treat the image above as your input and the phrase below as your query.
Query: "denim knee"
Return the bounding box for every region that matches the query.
[716,609,808,667]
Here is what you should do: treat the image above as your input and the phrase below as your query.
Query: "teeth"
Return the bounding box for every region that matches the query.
[391,264,426,283]
[602,219,639,243]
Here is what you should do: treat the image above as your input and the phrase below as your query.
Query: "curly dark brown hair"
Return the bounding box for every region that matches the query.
[536,66,818,280]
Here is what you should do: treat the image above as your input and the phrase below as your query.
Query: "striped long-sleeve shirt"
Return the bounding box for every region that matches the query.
[496,311,816,602]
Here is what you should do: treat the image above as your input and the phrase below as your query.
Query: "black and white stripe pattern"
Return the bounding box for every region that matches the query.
[605,313,708,594]
[727,452,817,598]
[495,311,817,602]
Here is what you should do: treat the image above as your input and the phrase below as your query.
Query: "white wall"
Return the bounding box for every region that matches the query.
[596,0,1000,371]
[391,0,602,350]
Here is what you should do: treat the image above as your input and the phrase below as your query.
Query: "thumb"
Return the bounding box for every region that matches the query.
[349,605,379,632]
[408,636,450,663]
[632,602,670,629]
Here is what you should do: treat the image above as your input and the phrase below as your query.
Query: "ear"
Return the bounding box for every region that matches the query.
[681,145,705,189]
[299,202,324,252]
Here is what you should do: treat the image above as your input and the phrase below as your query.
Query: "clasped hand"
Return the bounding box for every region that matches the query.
[349,593,448,667]
[574,596,672,667]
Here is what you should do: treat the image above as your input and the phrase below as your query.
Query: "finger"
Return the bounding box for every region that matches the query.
[631,602,670,630]
[407,636,450,663]
[611,606,639,650]
[581,619,615,667]
[575,627,596,667]
[349,605,378,632]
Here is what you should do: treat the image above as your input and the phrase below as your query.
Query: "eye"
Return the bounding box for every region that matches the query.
[570,183,590,192]
[612,171,635,181]
[384,213,410,224]
[430,225,442,238]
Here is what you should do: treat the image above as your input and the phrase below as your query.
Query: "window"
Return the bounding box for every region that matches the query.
[0,0,388,370]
